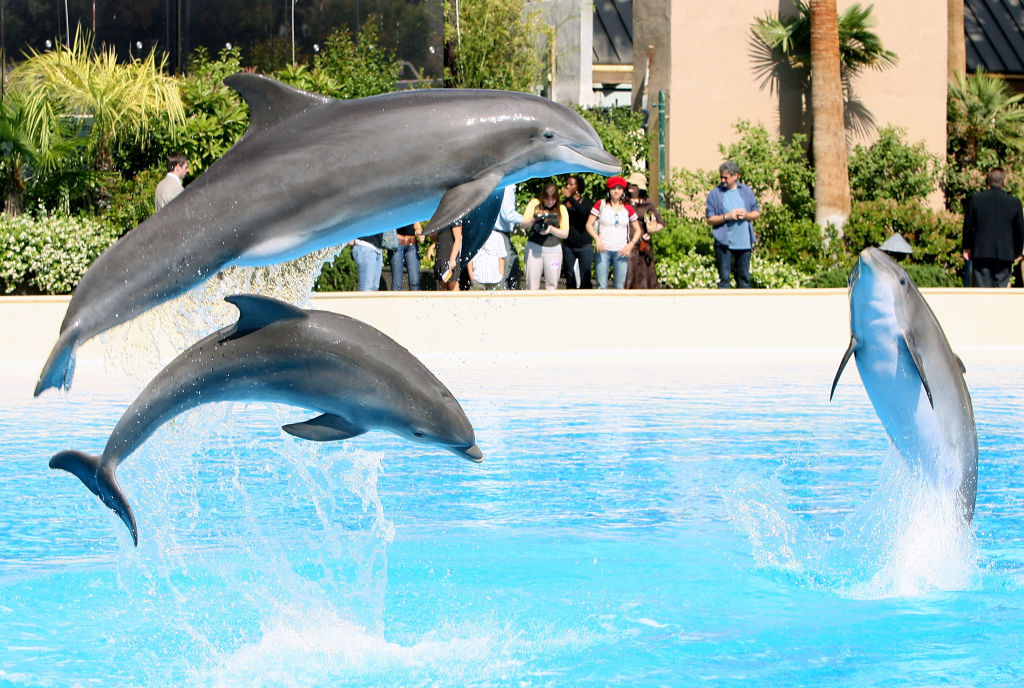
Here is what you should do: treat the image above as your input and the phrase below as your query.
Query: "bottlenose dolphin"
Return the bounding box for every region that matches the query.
[36,73,621,394]
[49,294,482,545]
[830,247,978,521]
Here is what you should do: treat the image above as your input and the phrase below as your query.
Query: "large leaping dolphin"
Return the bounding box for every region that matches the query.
[36,74,621,394]
[49,294,483,545]
[830,247,978,521]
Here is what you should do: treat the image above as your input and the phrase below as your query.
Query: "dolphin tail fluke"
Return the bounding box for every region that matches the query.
[35,329,78,396]
[50,451,138,546]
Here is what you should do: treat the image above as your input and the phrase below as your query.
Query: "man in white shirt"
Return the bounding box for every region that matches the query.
[468,230,508,290]
[154,153,190,211]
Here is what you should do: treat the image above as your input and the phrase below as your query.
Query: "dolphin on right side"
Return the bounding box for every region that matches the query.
[49,294,482,545]
[830,247,978,522]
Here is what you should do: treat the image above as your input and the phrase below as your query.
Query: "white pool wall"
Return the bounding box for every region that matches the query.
[4,289,1023,375]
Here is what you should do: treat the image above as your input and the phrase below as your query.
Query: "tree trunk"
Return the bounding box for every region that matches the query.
[948,0,966,81]
[809,0,850,235]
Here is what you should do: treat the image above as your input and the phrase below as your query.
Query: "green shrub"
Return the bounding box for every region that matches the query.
[101,168,161,235]
[902,262,960,287]
[720,120,815,220]
[756,203,839,274]
[750,254,809,288]
[655,208,713,263]
[314,245,358,291]
[0,211,119,294]
[848,125,939,202]
[804,266,851,288]
[655,248,717,288]
[843,199,962,278]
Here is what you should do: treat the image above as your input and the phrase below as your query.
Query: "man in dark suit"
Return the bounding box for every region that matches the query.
[962,167,1024,287]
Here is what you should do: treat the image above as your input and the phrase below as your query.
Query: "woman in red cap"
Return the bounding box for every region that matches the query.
[585,175,642,288]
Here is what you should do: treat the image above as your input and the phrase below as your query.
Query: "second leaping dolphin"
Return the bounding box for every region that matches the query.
[36,73,621,394]
[49,294,483,545]
[830,247,978,521]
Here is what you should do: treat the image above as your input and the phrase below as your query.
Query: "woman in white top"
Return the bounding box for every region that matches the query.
[586,175,642,289]
[520,182,570,289]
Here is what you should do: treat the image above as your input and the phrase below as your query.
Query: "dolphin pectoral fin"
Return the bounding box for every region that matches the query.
[830,337,858,401]
[425,172,503,234]
[282,413,366,442]
[50,451,138,546]
[458,188,506,265]
[221,294,308,341]
[900,332,935,408]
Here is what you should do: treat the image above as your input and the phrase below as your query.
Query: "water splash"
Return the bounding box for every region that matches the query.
[726,449,979,598]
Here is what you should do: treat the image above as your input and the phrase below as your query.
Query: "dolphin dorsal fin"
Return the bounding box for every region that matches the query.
[954,353,967,374]
[223,294,307,340]
[224,73,333,136]
[829,336,858,401]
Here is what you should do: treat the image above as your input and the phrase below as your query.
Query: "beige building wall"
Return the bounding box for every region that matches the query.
[640,1,948,187]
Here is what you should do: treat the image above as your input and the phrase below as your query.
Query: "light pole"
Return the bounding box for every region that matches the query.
[291,0,295,66]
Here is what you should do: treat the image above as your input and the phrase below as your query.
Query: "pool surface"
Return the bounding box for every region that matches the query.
[2,351,1023,686]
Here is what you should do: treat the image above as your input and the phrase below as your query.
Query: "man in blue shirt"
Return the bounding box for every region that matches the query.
[705,161,760,288]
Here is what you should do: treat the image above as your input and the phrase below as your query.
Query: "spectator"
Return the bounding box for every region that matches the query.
[388,222,424,291]
[624,172,665,289]
[154,153,189,211]
[494,185,524,289]
[468,230,507,290]
[705,160,760,289]
[962,167,1024,288]
[561,174,595,289]
[428,223,463,291]
[351,233,384,291]
[586,175,642,289]
[521,181,570,290]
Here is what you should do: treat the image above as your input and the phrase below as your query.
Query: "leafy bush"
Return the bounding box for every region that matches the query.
[750,254,808,288]
[903,262,960,287]
[843,199,962,277]
[314,245,358,292]
[654,208,713,263]
[756,203,839,274]
[101,168,161,235]
[804,266,850,288]
[0,211,119,294]
[848,125,939,202]
[655,249,717,288]
[720,120,815,220]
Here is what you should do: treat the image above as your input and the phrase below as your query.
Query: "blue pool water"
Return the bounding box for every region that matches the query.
[2,355,1024,687]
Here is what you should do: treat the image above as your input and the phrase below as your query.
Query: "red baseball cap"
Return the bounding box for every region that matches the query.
[606,175,627,189]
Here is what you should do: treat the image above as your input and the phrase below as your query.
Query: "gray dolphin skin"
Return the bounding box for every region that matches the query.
[49,294,483,545]
[830,247,978,521]
[35,73,621,395]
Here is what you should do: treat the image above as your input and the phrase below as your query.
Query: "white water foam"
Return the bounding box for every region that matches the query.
[725,449,979,598]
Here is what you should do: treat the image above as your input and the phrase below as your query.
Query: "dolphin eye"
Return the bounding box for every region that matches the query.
[899,277,908,286]
[413,431,424,438]
[542,129,555,140]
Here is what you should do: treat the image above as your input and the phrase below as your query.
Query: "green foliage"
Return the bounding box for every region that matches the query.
[755,203,838,274]
[720,120,815,219]
[655,249,717,289]
[750,254,808,288]
[848,126,939,202]
[314,245,358,292]
[102,168,161,235]
[443,0,547,92]
[946,69,1024,211]
[654,209,713,264]
[804,266,850,288]
[843,199,963,278]
[0,210,119,294]
[275,22,401,100]
[902,263,960,288]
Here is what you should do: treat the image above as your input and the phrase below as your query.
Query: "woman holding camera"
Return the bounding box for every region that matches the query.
[521,181,570,290]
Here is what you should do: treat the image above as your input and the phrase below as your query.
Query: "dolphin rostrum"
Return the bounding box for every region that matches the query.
[49,294,483,545]
[830,247,978,521]
[36,73,621,394]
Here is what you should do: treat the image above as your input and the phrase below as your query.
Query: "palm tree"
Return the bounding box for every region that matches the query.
[809,0,850,232]
[9,27,184,173]
[948,68,1024,166]
[750,1,898,138]
[0,86,89,215]
[948,0,965,81]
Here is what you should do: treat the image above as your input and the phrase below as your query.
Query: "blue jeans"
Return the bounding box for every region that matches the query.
[595,250,629,289]
[353,243,383,291]
[714,243,752,289]
[388,244,420,291]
